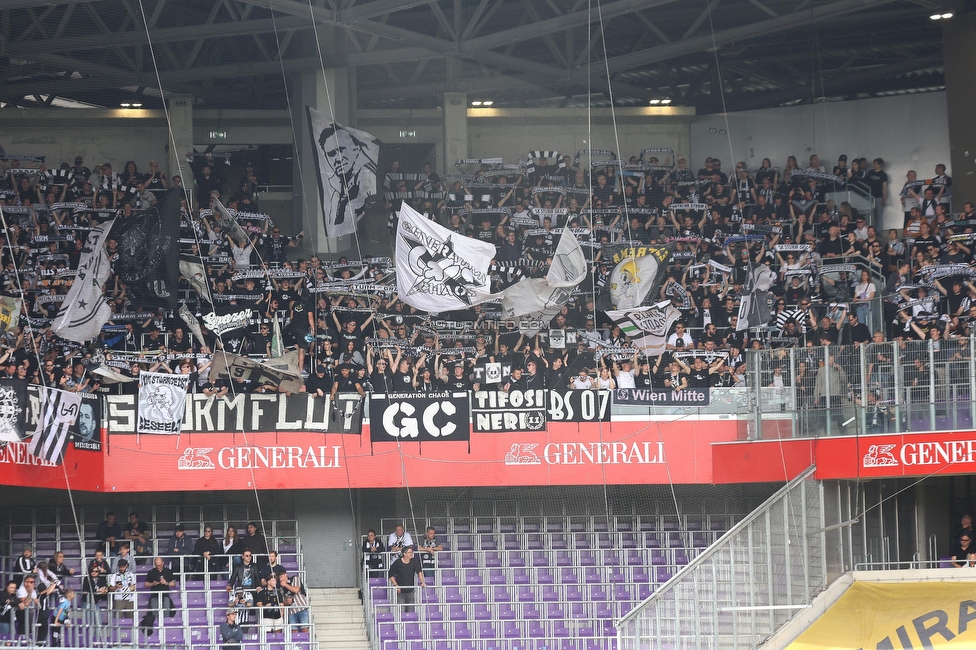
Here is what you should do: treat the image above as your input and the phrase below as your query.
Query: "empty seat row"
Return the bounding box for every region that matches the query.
[381,514,736,536]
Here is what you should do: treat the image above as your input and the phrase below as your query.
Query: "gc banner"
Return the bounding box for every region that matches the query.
[370,393,470,442]
[546,390,612,422]
[614,387,710,407]
[472,390,547,432]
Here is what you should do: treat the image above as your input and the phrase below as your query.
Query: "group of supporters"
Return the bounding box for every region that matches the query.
[2,514,307,645]
[0,147,968,402]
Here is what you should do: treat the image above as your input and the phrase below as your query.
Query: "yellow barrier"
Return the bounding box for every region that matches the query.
[789,582,976,649]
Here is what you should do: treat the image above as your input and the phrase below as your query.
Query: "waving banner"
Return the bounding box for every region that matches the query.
[500,228,587,335]
[28,387,81,464]
[606,302,681,357]
[50,220,114,342]
[395,203,497,312]
[307,107,380,238]
[0,379,28,443]
[604,244,672,310]
[111,190,182,309]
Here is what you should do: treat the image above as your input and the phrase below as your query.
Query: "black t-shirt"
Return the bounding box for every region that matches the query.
[146,566,175,591]
[390,371,413,393]
[866,169,888,198]
[256,587,282,619]
[686,369,713,388]
[388,557,423,593]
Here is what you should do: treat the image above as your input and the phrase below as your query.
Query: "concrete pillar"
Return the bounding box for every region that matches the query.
[943,13,976,206]
[292,67,356,255]
[166,94,194,194]
[443,92,468,176]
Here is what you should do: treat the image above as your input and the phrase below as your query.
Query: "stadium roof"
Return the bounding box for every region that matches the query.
[0,0,955,114]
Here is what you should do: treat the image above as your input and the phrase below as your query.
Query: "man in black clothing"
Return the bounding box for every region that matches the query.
[331,364,364,399]
[226,551,260,594]
[95,512,122,554]
[388,547,425,612]
[124,512,151,565]
[950,533,975,568]
[255,574,286,634]
[141,556,176,635]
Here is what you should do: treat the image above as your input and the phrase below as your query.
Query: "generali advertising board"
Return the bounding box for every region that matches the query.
[100,418,731,491]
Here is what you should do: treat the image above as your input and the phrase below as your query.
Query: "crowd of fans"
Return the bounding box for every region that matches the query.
[2,515,307,644]
[0,146,967,399]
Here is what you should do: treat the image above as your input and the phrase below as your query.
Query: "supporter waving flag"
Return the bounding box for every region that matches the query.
[606,301,681,357]
[111,189,182,309]
[28,387,81,464]
[50,220,114,343]
[0,296,21,336]
[0,378,28,444]
[395,203,497,312]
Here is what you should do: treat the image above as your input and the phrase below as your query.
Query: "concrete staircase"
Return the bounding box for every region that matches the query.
[310,587,371,650]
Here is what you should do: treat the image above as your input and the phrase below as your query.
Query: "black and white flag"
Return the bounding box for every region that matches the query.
[28,387,81,464]
[307,107,380,238]
[0,379,28,444]
[50,220,114,342]
[137,371,190,434]
[111,190,182,309]
[395,203,497,312]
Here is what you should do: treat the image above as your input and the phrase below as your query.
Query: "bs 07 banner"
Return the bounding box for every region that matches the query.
[369,393,470,442]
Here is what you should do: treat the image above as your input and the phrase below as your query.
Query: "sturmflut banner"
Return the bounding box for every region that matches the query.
[137,371,191,434]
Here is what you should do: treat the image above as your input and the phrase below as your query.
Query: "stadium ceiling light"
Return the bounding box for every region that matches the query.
[929,12,952,19]
[942,12,953,18]
[482,100,494,106]
[661,98,672,105]
[120,103,131,107]
[471,101,483,106]
[132,103,143,108]
[649,99,661,105]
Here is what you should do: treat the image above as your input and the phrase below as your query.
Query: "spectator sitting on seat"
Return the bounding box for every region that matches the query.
[111,543,132,573]
[387,525,413,557]
[88,549,110,577]
[950,533,976,568]
[167,525,193,573]
[49,551,74,580]
[13,547,36,586]
[362,530,386,576]
[123,512,151,564]
[954,514,974,545]
[259,551,282,587]
[220,608,244,650]
[95,512,122,555]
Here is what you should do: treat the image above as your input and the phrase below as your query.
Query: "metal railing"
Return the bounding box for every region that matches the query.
[744,336,976,439]
[617,466,824,650]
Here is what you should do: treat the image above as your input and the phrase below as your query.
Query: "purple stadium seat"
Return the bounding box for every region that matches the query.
[433,525,447,535]
[555,550,572,566]
[482,535,499,551]
[464,569,483,585]
[454,622,472,639]
[651,550,666,565]
[693,534,708,548]
[621,533,638,549]
[571,602,587,618]
[426,605,444,621]
[500,522,517,533]
[638,583,655,600]
[470,586,487,602]
[513,567,530,584]
[404,624,423,640]
[580,550,597,566]
[369,576,386,587]
[504,534,521,550]
[509,552,526,568]
[449,604,467,621]
[504,621,521,638]
[485,552,503,567]
[454,521,471,534]
[645,533,662,548]
[445,587,463,603]
[560,568,578,584]
[547,603,565,619]
[541,585,559,601]
[552,534,569,550]
[604,551,622,566]
[583,566,602,584]
[528,622,546,637]
[590,585,608,600]
[498,603,517,619]
[477,522,494,534]
[522,522,540,533]
[663,519,679,531]
[632,568,650,583]
[438,552,456,568]
[493,586,512,602]
[627,549,644,565]
[457,536,475,551]
[615,584,634,601]
[532,551,550,567]
[537,568,554,584]
[461,552,478,567]
[479,622,497,639]
[575,533,592,549]
[566,585,584,602]
[489,568,506,584]
[675,551,689,565]
[401,611,419,622]
[656,566,673,583]
[517,585,535,602]
[440,571,460,586]
[527,535,544,550]
[669,533,684,548]
[375,607,395,622]
[687,519,703,531]
[379,624,397,642]
[430,623,448,639]
[523,604,541,619]
[474,603,492,620]
[596,601,613,618]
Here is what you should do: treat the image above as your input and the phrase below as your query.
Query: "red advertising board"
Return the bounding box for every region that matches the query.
[711,431,976,483]
[0,438,105,491]
[95,418,736,492]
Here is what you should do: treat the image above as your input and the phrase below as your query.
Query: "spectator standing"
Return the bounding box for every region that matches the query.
[388,547,425,613]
